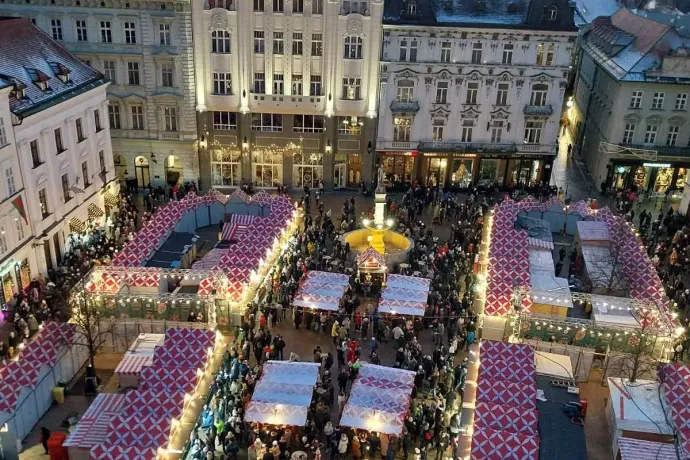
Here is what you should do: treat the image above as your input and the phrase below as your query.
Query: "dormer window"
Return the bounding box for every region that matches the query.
[36,81,49,91]
[407,1,416,15]
[12,87,25,100]
[547,5,558,20]
[48,62,71,83]
[25,67,51,92]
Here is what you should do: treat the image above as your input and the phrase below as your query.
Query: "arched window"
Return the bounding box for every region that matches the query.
[407,1,416,15]
[344,36,363,59]
[547,5,558,20]
[211,30,231,53]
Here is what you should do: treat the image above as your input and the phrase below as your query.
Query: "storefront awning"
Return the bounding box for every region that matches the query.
[103,191,119,207]
[88,203,104,218]
[68,217,86,234]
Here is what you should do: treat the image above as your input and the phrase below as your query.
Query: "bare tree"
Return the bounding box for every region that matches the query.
[612,319,662,383]
[585,226,629,296]
[68,280,115,372]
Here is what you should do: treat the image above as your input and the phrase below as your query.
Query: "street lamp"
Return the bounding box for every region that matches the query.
[326,140,331,154]
[242,136,249,151]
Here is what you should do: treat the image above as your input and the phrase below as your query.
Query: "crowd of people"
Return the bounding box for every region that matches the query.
[185,183,487,460]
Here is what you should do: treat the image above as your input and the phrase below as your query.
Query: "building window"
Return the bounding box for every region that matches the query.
[61,173,70,202]
[254,72,265,93]
[397,80,414,102]
[254,31,265,53]
[273,0,284,12]
[393,117,411,142]
[465,83,478,104]
[15,219,24,242]
[159,23,171,46]
[293,0,304,13]
[622,123,635,144]
[294,115,325,133]
[496,83,509,105]
[440,41,452,63]
[400,40,418,62]
[5,167,15,196]
[253,149,283,187]
[100,21,112,43]
[273,73,285,95]
[164,107,178,131]
[81,59,91,67]
[491,121,504,143]
[292,74,303,96]
[524,120,543,144]
[54,127,64,153]
[0,227,7,254]
[0,118,7,147]
[75,19,87,42]
[292,33,303,55]
[461,120,473,142]
[103,61,116,83]
[38,188,49,218]
[293,151,323,189]
[675,93,687,111]
[644,124,658,144]
[124,22,136,44]
[547,6,558,20]
[502,43,513,65]
[131,105,144,130]
[108,104,121,130]
[212,30,231,53]
[536,43,555,66]
[30,140,41,167]
[51,19,63,40]
[213,72,232,94]
[76,118,85,142]
[251,113,283,132]
[630,91,643,108]
[343,0,367,14]
[212,148,242,187]
[338,116,362,135]
[667,125,680,146]
[432,119,444,142]
[399,39,407,61]
[213,111,237,130]
[312,0,323,14]
[254,0,264,11]
[344,36,363,59]
[530,84,548,106]
[127,62,140,85]
[312,34,323,56]
[435,82,448,104]
[94,109,102,132]
[652,92,665,109]
[82,161,90,187]
[99,150,106,172]
[342,78,361,100]
[310,75,322,96]
[471,42,482,64]
[161,62,174,87]
[273,32,284,54]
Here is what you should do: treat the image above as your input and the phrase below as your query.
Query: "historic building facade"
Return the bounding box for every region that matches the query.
[0,0,199,189]
[0,18,116,299]
[193,0,383,190]
[377,0,578,189]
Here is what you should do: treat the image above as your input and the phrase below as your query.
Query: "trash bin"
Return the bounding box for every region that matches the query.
[47,431,68,460]
[52,386,65,404]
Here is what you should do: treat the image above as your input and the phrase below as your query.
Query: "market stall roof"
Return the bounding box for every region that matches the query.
[534,351,574,380]
[529,248,555,277]
[661,364,690,458]
[340,364,415,436]
[385,274,431,291]
[529,275,573,310]
[608,377,674,435]
[380,286,429,303]
[618,438,678,460]
[378,298,427,316]
[473,402,538,437]
[64,394,126,449]
[591,294,642,329]
[293,293,343,311]
[576,220,610,242]
[113,333,164,377]
[356,247,387,273]
[245,361,320,426]
[470,427,539,460]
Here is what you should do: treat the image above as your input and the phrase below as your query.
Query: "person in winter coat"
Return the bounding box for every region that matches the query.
[351,434,362,459]
[338,433,349,458]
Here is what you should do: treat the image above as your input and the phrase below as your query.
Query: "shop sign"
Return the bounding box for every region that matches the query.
[643,163,672,168]
[376,151,412,157]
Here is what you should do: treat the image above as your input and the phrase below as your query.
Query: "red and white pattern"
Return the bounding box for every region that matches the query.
[104,413,171,447]
[139,365,198,393]
[0,383,22,413]
[480,341,535,365]
[340,364,415,435]
[303,271,350,285]
[221,223,239,240]
[476,378,537,409]
[380,286,429,303]
[474,402,538,436]
[89,445,157,460]
[192,249,225,269]
[64,394,126,449]
[293,293,343,311]
[122,390,184,419]
[114,354,153,376]
[470,427,539,460]
[0,359,42,389]
[479,360,536,383]
[662,364,690,458]
[618,438,679,460]
[165,327,216,349]
[153,345,207,369]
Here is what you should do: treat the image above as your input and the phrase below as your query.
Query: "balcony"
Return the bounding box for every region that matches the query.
[523,104,554,116]
[376,140,417,151]
[419,142,518,153]
[390,100,420,114]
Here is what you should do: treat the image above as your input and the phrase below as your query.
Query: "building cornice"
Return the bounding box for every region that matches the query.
[1,0,190,13]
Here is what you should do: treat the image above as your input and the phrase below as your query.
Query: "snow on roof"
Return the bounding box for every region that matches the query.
[0,18,106,116]
[607,378,675,435]
[576,220,610,242]
[573,0,621,26]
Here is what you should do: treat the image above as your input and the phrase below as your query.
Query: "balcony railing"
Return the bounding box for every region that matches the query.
[622,143,690,157]
[376,141,417,151]
[418,142,518,153]
[390,100,420,113]
[523,104,554,116]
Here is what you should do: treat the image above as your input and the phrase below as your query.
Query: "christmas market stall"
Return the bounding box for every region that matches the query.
[293,271,350,311]
[377,275,430,316]
[113,333,165,388]
[245,361,320,426]
[340,364,415,435]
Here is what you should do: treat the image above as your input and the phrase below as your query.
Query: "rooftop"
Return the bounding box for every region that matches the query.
[0,17,107,117]
[383,0,578,31]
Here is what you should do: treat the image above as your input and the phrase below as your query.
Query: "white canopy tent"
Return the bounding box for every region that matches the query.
[529,248,555,277]
[378,275,430,317]
[534,351,574,380]
[293,271,350,312]
[385,274,431,291]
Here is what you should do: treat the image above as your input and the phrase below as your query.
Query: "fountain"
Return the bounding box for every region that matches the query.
[343,167,413,268]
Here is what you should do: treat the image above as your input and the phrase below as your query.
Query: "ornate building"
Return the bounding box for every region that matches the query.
[0,0,199,189]
[193,0,383,190]
[377,0,577,189]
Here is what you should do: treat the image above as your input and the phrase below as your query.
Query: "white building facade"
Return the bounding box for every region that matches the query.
[192,0,383,190]
[0,0,198,189]
[377,0,578,189]
[0,18,117,305]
